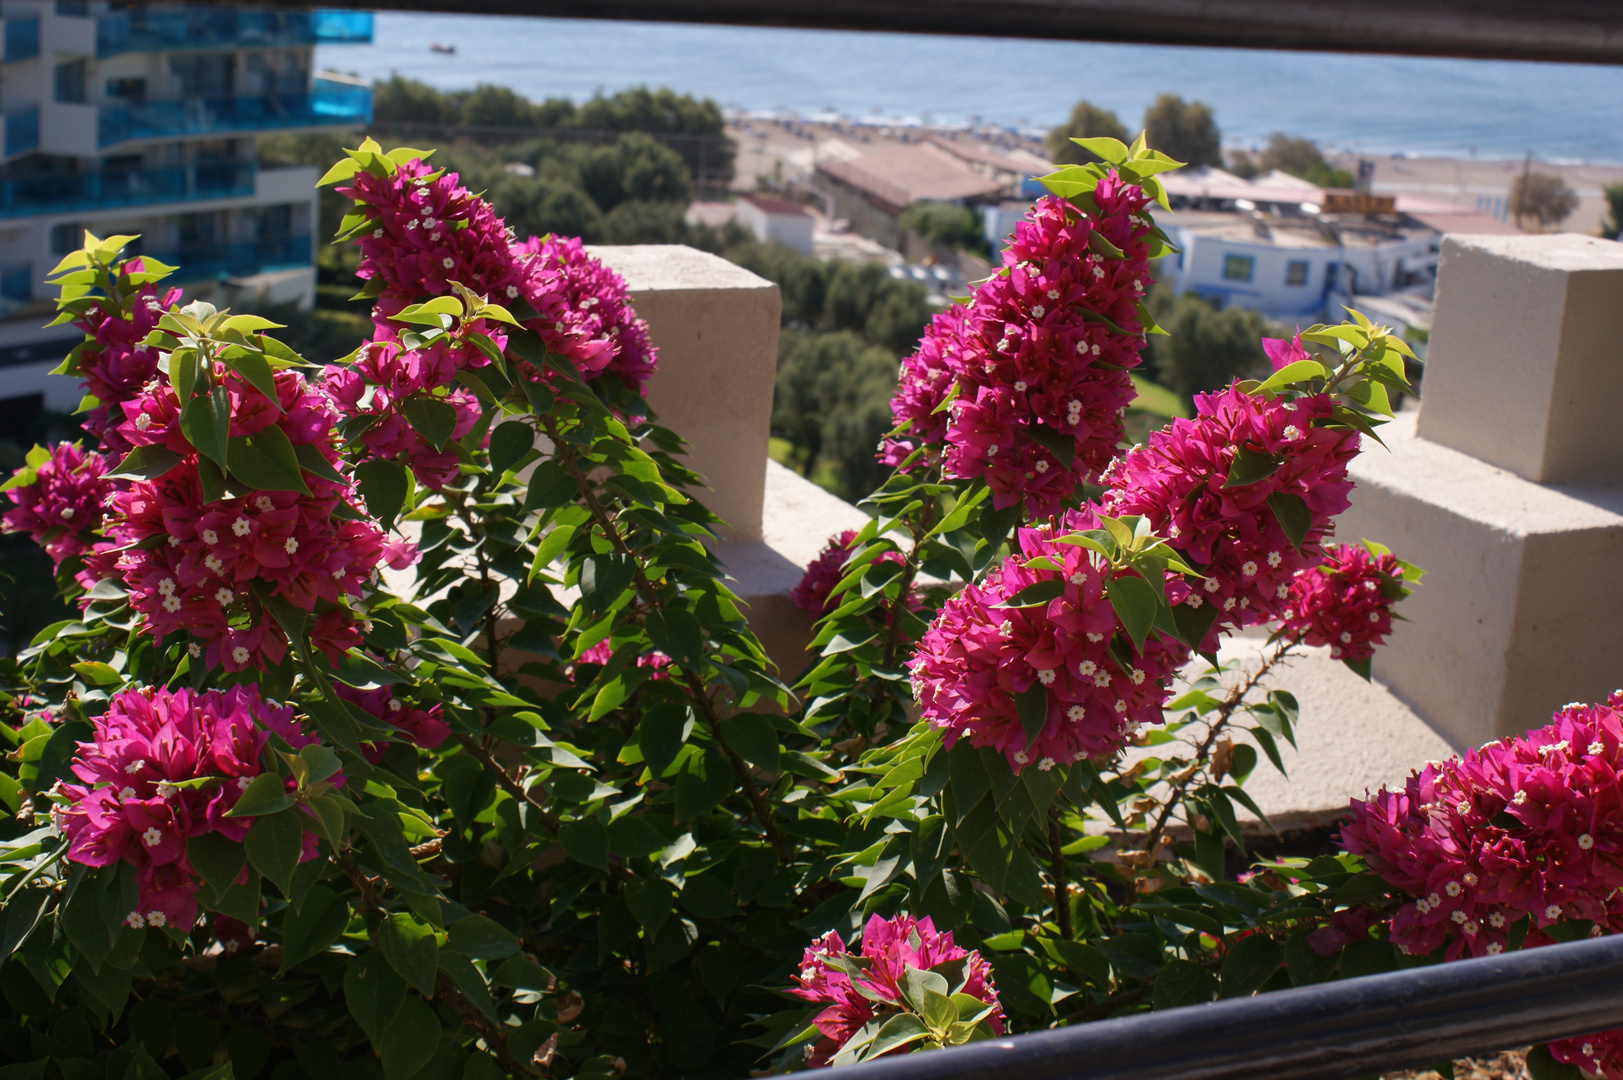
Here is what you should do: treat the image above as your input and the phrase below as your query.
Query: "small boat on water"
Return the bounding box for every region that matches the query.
[428,41,456,54]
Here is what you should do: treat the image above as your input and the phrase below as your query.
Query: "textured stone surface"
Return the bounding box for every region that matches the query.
[1195,633,1457,827]
[1337,410,1623,748]
[593,245,781,541]
[1417,232,1623,485]
[714,460,871,681]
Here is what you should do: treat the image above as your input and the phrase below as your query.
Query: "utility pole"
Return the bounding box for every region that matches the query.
[1517,150,1532,231]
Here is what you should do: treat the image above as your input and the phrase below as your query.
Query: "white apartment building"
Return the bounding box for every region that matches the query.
[0,2,372,413]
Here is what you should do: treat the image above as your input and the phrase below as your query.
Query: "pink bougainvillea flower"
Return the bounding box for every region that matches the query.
[1106,382,1359,648]
[1341,693,1623,962]
[883,177,1156,516]
[57,685,312,929]
[910,507,1188,772]
[792,529,911,617]
[1,442,111,570]
[789,913,1002,1068]
[1280,543,1406,661]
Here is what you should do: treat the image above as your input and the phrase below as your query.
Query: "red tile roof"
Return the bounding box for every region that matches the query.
[816,144,1005,209]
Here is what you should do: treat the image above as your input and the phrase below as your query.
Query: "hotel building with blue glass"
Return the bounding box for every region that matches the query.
[0,2,372,415]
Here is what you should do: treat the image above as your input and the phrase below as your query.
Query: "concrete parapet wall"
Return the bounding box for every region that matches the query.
[592,244,781,542]
[1418,233,1623,486]
[1338,411,1623,748]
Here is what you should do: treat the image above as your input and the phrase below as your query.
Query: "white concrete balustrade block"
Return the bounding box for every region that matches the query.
[591,245,781,541]
[715,460,871,681]
[1130,633,1458,829]
[1336,411,1623,749]
[1417,233,1623,485]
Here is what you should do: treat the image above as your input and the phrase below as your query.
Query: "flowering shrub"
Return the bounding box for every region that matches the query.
[790,914,1003,1067]
[1280,540,1414,665]
[21,133,1604,1080]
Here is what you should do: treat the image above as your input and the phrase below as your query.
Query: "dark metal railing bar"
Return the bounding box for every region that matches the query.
[809,933,1623,1080]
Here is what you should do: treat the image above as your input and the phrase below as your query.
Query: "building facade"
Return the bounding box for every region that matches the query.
[0,2,371,414]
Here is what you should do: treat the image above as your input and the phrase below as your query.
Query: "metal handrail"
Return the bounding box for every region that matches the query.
[819,933,1623,1080]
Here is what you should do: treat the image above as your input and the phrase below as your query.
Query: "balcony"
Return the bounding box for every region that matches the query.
[0,161,256,220]
[143,233,313,280]
[4,110,39,158]
[3,16,38,61]
[95,8,372,57]
[98,77,372,148]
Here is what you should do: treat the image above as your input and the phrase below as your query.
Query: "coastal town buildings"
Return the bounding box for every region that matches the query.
[1149,170,1520,322]
[734,194,814,254]
[0,2,372,415]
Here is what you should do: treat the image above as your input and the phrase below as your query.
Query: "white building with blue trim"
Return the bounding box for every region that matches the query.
[0,2,372,414]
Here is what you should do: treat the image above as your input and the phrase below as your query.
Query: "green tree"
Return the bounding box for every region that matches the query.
[369,73,459,127]
[773,329,899,498]
[1252,133,1354,187]
[459,82,537,129]
[575,85,734,186]
[1142,94,1222,167]
[1046,99,1130,165]
[1601,182,1623,239]
[1143,286,1275,400]
[575,132,692,214]
[824,261,931,353]
[1511,171,1579,232]
[602,199,689,244]
[900,201,984,252]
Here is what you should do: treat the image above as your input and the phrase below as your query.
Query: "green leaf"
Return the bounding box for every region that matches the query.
[523,460,576,511]
[380,914,439,997]
[354,459,408,529]
[179,386,231,467]
[1284,928,1340,986]
[244,809,304,898]
[1223,447,1283,489]
[1153,959,1218,1010]
[1526,1045,1583,1080]
[1267,492,1312,554]
[559,818,611,871]
[868,1012,933,1058]
[109,444,184,482]
[280,885,349,969]
[446,914,520,960]
[1106,574,1159,655]
[637,702,691,778]
[1070,136,1129,164]
[379,993,441,1080]
[437,950,497,1023]
[1220,934,1283,998]
[623,880,675,937]
[1013,683,1047,750]
[997,579,1065,609]
[1344,655,1373,681]
[645,607,704,666]
[718,713,779,772]
[223,347,281,407]
[70,661,122,687]
[226,773,294,818]
[226,424,309,495]
[488,421,533,476]
[185,832,247,900]
[1255,359,1329,394]
[402,397,458,451]
[345,950,406,1043]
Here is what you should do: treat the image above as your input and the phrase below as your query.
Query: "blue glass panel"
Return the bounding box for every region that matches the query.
[4,17,39,62]
[98,7,372,57]
[99,81,371,146]
[0,263,32,301]
[145,235,312,281]
[0,161,257,219]
[5,110,40,157]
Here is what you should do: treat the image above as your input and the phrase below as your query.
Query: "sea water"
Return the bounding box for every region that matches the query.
[318,12,1623,163]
